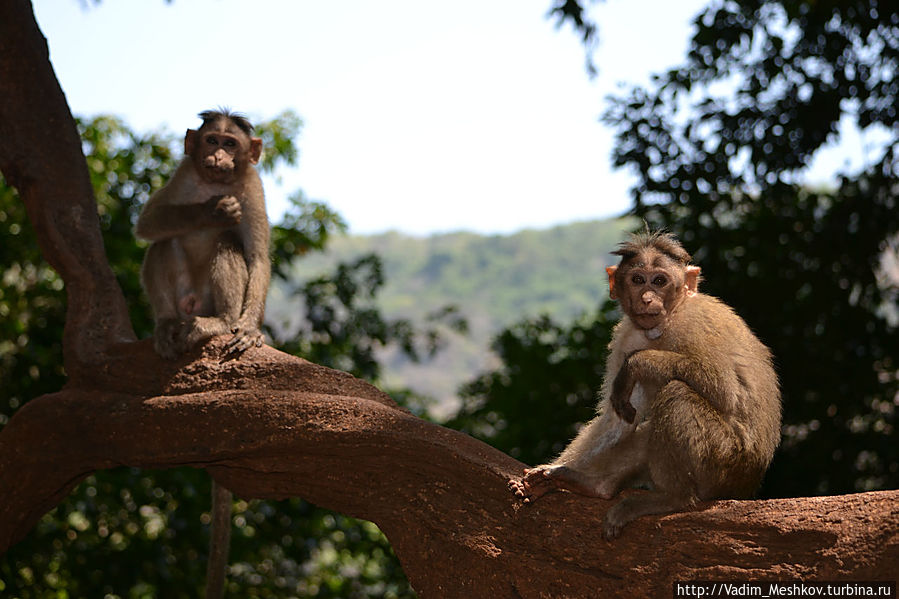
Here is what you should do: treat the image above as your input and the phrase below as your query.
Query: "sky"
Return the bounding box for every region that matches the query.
[31,0,880,236]
[31,0,714,235]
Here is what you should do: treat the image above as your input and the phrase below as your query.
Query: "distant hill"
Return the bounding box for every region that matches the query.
[268,217,635,414]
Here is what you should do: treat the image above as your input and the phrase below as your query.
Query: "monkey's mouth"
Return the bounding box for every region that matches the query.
[632,312,664,328]
[204,165,236,182]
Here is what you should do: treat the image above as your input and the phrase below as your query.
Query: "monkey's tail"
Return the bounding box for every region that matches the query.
[205,480,233,599]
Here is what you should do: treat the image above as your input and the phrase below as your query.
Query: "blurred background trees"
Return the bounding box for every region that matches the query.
[2,0,897,596]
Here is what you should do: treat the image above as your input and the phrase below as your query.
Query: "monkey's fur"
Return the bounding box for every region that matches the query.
[510,230,781,539]
[136,110,271,598]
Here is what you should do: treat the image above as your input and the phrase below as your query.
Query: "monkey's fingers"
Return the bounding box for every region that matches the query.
[509,472,556,503]
[212,195,242,224]
[224,328,263,357]
[603,508,626,541]
[224,336,252,354]
[508,479,540,503]
[603,521,623,541]
[508,478,526,496]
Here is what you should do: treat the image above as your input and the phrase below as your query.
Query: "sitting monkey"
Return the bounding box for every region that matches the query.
[510,230,781,539]
[136,109,270,359]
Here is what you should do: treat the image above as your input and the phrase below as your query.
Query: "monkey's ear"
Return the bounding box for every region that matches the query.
[184,129,198,155]
[249,137,263,165]
[606,266,619,299]
[684,265,701,296]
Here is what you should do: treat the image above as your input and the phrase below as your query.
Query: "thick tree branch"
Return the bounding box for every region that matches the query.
[1,341,896,598]
[0,0,136,373]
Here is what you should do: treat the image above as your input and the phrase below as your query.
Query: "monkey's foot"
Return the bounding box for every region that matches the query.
[602,503,627,540]
[224,326,264,357]
[153,318,189,360]
[603,496,645,540]
[509,465,570,503]
[511,464,623,504]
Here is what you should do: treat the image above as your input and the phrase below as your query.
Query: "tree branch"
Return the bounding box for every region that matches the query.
[1,341,896,597]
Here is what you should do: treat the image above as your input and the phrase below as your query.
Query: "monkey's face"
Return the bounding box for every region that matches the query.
[620,268,680,330]
[185,122,262,184]
[197,132,244,184]
[607,251,700,332]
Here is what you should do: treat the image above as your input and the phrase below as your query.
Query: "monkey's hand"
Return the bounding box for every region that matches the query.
[207,195,242,225]
[610,362,638,423]
[224,321,264,357]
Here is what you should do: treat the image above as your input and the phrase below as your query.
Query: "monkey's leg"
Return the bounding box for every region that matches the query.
[211,234,265,356]
[603,380,735,539]
[603,489,695,540]
[142,242,187,359]
[182,237,247,352]
[205,480,233,599]
[512,420,650,502]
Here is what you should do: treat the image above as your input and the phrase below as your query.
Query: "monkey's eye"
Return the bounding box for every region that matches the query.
[205,136,218,145]
[652,275,668,286]
[223,139,237,148]
[631,274,646,285]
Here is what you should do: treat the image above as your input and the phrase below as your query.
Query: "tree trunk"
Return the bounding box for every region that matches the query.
[0,2,895,597]
[0,0,136,375]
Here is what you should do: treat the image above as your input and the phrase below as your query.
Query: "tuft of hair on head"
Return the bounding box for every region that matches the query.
[612,228,692,265]
[198,107,255,135]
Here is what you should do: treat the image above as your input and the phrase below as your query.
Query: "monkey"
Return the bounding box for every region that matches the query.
[136,108,270,360]
[509,230,781,539]
[135,109,271,598]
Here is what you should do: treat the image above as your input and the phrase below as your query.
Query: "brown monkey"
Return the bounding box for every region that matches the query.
[136,110,270,598]
[510,230,781,539]
[136,109,270,359]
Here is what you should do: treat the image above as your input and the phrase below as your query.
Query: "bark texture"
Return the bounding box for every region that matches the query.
[0,0,136,373]
[0,1,896,597]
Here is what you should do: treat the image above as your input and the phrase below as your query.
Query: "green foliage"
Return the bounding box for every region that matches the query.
[0,114,416,597]
[255,110,303,176]
[450,305,617,465]
[273,253,466,386]
[0,182,65,427]
[270,192,347,280]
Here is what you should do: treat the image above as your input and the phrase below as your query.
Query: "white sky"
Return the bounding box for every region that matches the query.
[32,0,880,236]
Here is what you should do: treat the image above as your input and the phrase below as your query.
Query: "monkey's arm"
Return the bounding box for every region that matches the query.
[610,349,726,422]
[136,195,240,242]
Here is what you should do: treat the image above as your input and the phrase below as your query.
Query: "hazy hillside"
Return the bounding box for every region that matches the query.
[269,217,635,414]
